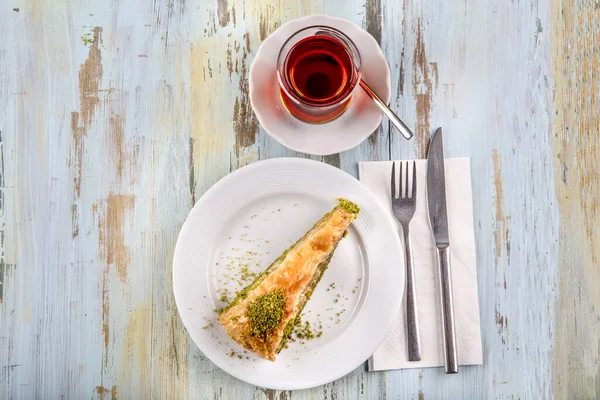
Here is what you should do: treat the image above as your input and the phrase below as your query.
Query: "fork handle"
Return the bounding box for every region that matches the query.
[402,225,421,361]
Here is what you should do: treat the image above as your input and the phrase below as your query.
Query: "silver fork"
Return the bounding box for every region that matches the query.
[391,161,422,362]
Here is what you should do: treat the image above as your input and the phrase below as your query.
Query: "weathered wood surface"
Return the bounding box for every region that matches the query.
[0,0,598,398]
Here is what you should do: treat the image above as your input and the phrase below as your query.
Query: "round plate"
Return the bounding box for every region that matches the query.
[249,15,391,156]
[173,158,403,390]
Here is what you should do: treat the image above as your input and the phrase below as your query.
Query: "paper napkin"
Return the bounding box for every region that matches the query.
[359,158,483,371]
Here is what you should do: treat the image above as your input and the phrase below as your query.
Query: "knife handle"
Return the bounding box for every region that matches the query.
[437,246,458,374]
[402,225,421,361]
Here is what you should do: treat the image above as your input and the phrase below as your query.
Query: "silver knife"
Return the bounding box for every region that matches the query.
[426,127,458,374]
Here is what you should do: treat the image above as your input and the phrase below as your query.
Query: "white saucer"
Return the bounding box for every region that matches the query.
[249,15,391,156]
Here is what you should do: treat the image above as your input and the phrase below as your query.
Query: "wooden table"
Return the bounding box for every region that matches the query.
[1,0,598,398]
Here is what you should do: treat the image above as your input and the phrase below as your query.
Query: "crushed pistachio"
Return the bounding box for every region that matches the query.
[338,198,360,214]
[246,290,286,339]
[295,320,321,340]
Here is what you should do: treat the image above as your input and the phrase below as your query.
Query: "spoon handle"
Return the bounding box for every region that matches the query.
[359,79,413,140]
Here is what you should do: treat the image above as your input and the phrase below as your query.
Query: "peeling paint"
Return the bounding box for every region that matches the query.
[412,19,437,158]
[101,267,110,363]
[233,32,258,156]
[322,153,341,168]
[108,115,126,180]
[492,150,508,262]
[363,0,382,45]
[217,0,230,27]
[258,5,277,41]
[495,305,508,346]
[70,27,103,238]
[94,385,117,399]
[98,194,135,282]
[363,0,383,147]
[397,52,405,99]
[70,111,85,238]
[122,307,150,397]
[0,261,15,305]
[495,306,508,333]
[261,388,276,400]
[78,27,103,128]
[189,137,196,205]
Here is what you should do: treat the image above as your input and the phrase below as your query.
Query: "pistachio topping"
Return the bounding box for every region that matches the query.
[246,290,286,339]
[338,198,360,214]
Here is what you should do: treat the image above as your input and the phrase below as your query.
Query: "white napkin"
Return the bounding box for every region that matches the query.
[359,158,483,371]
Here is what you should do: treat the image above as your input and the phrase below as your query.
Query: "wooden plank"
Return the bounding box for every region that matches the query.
[551,0,600,398]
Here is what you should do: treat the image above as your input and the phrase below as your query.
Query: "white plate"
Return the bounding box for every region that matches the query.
[249,15,391,156]
[173,158,403,390]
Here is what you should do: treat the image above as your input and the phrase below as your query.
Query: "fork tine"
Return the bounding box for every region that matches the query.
[391,162,396,199]
[404,161,409,198]
[411,161,417,199]
[399,161,404,198]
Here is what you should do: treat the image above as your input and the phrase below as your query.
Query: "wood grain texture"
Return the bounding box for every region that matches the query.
[0,0,597,398]
[551,0,600,398]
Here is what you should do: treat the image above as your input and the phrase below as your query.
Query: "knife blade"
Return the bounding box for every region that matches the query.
[426,127,458,374]
[427,128,450,246]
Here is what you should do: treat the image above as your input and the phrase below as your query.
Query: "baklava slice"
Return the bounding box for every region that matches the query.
[217,199,359,361]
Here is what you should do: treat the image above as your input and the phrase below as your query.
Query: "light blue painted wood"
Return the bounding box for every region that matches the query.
[0,0,586,398]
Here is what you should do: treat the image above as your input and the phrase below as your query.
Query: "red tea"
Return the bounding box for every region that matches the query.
[280,35,358,123]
